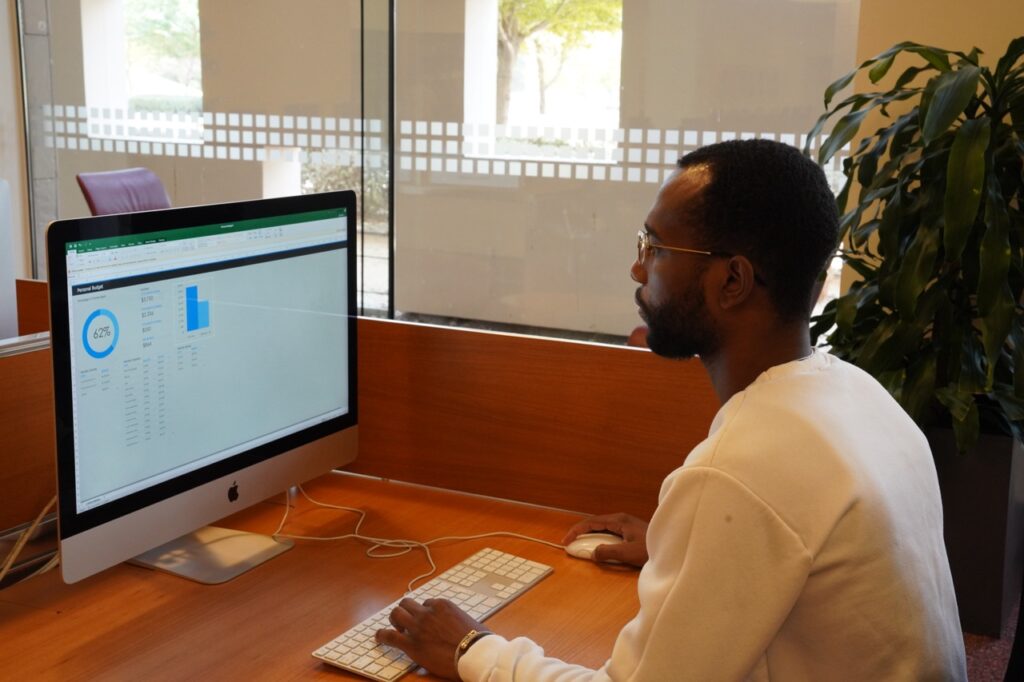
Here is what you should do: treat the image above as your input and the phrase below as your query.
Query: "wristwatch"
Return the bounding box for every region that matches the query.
[454,628,493,673]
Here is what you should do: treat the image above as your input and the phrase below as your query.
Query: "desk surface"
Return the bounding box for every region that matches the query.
[0,473,640,681]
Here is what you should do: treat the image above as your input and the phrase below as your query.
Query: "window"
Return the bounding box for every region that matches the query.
[395,0,860,339]
[497,0,622,160]
[464,0,623,163]
[80,0,203,143]
[124,0,202,114]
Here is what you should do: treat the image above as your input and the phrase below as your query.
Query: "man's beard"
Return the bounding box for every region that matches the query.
[636,286,720,360]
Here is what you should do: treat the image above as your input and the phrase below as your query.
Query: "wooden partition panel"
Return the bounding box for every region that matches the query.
[0,348,55,531]
[353,319,720,519]
[15,279,49,335]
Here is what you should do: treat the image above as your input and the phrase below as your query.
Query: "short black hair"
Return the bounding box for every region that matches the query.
[676,139,839,321]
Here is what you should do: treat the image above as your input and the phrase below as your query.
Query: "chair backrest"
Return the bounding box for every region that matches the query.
[76,167,172,216]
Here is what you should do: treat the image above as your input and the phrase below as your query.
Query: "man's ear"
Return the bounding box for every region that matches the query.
[716,255,758,311]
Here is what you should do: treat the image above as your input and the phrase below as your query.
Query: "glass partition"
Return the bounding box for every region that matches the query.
[18,0,860,340]
[393,0,858,340]
[18,0,390,315]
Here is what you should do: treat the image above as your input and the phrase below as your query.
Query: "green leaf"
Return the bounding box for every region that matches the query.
[819,109,870,164]
[822,42,921,108]
[979,286,1015,390]
[857,150,879,186]
[914,282,947,328]
[877,368,907,398]
[994,36,1024,82]
[878,271,899,309]
[943,118,991,261]
[921,65,981,144]
[877,193,902,260]
[958,47,982,66]
[889,114,922,160]
[856,315,899,370]
[864,320,922,374]
[810,299,837,344]
[824,70,857,109]
[869,54,897,84]
[902,351,937,421]
[958,328,988,394]
[895,228,940,319]
[835,290,860,334]
[910,46,953,72]
[894,65,929,90]
[936,385,974,422]
[852,219,882,249]
[843,255,880,279]
[835,175,853,216]
[952,400,980,454]
[977,176,1012,314]
[1010,90,1024,135]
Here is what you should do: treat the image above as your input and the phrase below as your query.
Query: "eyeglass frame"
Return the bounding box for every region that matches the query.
[636,227,767,286]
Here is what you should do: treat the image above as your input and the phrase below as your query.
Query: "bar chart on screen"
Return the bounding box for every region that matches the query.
[185,285,210,331]
[177,281,213,338]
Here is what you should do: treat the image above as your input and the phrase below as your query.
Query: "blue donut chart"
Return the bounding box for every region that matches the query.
[82,308,120,359]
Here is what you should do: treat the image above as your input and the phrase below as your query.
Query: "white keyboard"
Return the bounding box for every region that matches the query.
[312,547,552,680]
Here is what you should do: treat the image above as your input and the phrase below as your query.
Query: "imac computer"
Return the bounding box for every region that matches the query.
[46,191,358,584]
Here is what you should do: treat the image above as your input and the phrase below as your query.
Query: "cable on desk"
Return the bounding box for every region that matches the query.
[27,552,60,580]
[0,495,57,585]
[272,485,565,592]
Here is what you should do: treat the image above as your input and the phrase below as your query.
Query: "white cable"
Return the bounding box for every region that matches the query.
[26,552,60,580]
[272,484,566,592]
[0,495,56,585]
[270,487,297,538]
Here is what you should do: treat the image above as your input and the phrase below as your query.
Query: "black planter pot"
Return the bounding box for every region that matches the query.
[928,428,1024,637]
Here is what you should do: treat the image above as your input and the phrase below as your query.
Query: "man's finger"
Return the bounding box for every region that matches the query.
[594,541,643,564]
[562,521,623,544]
[389,604,416,632]
[397,597,427,615]
[592,543,622,562]
[375,626,413,650]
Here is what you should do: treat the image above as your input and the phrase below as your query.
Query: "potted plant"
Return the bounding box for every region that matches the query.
[805,38,1024,637]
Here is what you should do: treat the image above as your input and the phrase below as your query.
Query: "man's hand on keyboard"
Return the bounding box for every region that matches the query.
[563,512,649,568]
[376,597,485,680]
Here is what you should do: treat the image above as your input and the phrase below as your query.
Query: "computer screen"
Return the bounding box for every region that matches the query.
[47,191,358,583]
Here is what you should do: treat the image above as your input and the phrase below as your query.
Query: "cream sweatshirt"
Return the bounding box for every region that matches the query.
[459,352,967,681]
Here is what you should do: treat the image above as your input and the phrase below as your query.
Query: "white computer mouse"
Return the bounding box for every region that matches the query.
[565,532,625,561]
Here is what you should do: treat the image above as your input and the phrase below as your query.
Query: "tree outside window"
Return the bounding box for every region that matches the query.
[496,0,622,159]
[124,0,202,114]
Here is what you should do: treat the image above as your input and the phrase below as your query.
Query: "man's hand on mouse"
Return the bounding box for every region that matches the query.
[563,512,649,568]
[376,597,486,680]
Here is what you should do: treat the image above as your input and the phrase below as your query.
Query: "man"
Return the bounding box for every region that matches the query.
[376,140,967,680]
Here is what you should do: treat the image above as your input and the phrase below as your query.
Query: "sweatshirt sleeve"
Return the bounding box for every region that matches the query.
[459,466,813,682]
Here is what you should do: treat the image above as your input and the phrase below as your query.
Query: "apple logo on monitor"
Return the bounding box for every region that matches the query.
[228,482,239,502]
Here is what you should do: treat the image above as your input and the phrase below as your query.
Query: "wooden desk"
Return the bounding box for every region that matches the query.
[0,473,640,680]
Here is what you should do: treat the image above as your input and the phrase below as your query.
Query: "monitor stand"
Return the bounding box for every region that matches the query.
[128,525,294,584]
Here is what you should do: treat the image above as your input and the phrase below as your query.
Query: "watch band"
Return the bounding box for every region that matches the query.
[454,628,493,675]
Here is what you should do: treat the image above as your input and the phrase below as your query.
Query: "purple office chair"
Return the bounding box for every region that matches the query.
[76,167,172,216]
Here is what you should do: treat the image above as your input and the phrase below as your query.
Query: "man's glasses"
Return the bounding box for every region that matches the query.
[637,229,722,266]
[636,229,767,285]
